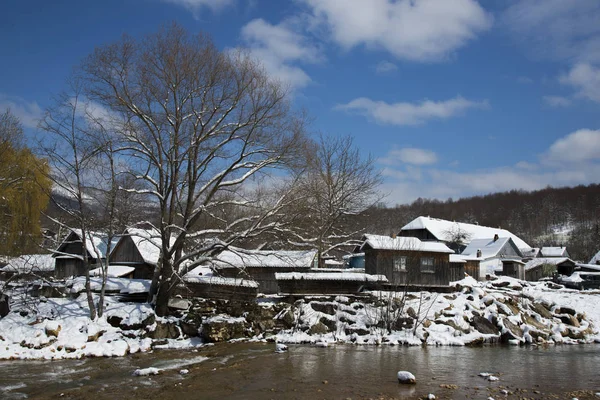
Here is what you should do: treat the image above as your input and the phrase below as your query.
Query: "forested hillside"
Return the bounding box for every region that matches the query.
[361,184,600,262]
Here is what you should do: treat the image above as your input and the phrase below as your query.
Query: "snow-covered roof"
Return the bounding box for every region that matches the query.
[589,250,600,265]
[275,272,389,282]
[183,275,259,288]
[210,248,317,269]
[360,234,454,253]
[461,237,513,259]
[125,228,167,266]
[521,247,540,258]
[449,254,467,263]
[89,265,135,278]
[54,230,112,260]
[577,263,600,272]
[1,254,55,273]
[524,257,572,271]
[539,247,569,257]
[400,216,530,250]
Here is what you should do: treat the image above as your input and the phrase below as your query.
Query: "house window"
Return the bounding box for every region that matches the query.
[393,256,407,272]
[420,257,435,273]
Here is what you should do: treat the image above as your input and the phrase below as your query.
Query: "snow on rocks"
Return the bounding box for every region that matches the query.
[133,367,160,376]
[275,343,288,353]
[179,369,189,375]
[397,370,416,384]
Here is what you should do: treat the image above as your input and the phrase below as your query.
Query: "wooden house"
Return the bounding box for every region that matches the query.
[211,248,317,294]
[109,228,165,280]
[53,230,111,278]
[361,234,458,288]
[399,216,531,254]
[539,247,570,258]
[501,259,526,280]
[275,271,388,295]
[524,257,576,281]
[0,254,55,281]
[460,236,524,280]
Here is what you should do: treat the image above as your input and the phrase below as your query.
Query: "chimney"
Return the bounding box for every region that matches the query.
[476,249,482,258]
[391,232,396,239]
[493,234,499,242]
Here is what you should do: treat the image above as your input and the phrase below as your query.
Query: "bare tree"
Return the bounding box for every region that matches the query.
[38,81,124,319]
[288,134,382,266]
[78,23,307,316]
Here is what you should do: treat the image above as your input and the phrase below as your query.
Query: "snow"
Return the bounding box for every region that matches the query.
[400,216,531,250]
[275,343,288,353]
[125,228,166,266]
[589,250,600,265]
[183,274,259,288]
[210,248,317,269]
[275,272,388,282]
[133,367,160,376]
[524,257,571,271]
[68,276,150,294]
[540,247,569,257]
[89,265,135,278]
[0,254,55,273]
[449,254,467,263]
[55,230,111,260]
[360,234,454,253]
[461,237,514,259]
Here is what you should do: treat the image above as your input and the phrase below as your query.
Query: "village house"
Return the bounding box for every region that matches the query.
[399,216,531,254]
[524,257,576,281]
[538,246,570,258]
[460,235,524,280]
[53,230,114,278]
[109,228,166,280]
[210,248,317,294]
[361,234,459,288]
[0,254,55,281]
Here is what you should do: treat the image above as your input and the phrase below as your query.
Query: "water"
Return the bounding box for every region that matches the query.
[1,343,599,399]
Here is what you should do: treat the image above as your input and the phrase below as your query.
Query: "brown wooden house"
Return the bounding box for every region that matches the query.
[211,248,317,294]
[361,234,458,288]
[108,228,164,279]
[524,257,576,281]
[53,230,110,278]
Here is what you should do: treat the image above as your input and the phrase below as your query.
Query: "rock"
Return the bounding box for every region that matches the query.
[107,315,123,328]
[397,371,416,384]
[338,315,356,324]
[150,321,180,339]
[521,314,548,331]
[45,321,61,337]
[392,317,414,331]
[275,343,288,353]
[422,319,432,328]
[471,316,499,335]
[168,298,191,311]
[500,319,523,342]
[435,319,469,334]
[180,315,203,337]
[531,302,553,319]
[310,302,337,315]
[492,281,511,288]
[201,320,247,342]
[345,327,370,336]
[319,317,337,332]
[465,337,485,346]
[278,309,296,329]
[121,314,156,331]
[0,293,9,318]
[556,307,576,316]
[406,307,417,319]
[308,322,329,335]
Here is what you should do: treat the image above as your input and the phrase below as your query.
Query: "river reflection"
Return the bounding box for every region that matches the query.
[1,343,600,399]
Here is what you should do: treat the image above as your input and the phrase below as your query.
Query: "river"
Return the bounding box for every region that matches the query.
[1,343,599,399]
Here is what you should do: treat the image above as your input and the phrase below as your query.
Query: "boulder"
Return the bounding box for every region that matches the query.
[308,322,329,335]
[500,319,523,343]
[397,371,416,384]
[180,313,203,337]
[392,317,414,331]
[310,302,337,315]
[45,321,61,337]
[531,302,553,319]
[121,314,156,331]
[201,320,247,342]
[345,327,370,336]
[319,317,337,332]
[0,293,9,318]
[150,321,181,339]
[168,298,191,311]
[107,315,123,328]
[277,309,296,329]
[556,307,576,316]
[471,316,499,335]
[406,307,417,319]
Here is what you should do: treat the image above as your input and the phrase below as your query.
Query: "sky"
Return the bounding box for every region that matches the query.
[1,0,600,205]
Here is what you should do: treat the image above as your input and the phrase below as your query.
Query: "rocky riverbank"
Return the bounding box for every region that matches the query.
[1,276,599,360]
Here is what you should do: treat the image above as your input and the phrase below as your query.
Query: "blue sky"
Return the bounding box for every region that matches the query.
[2,0,600,205]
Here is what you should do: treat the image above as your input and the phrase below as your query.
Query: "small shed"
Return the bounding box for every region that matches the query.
[211,248,317,294]
[0,254,55,281]
[275,271,388,295]
[53,230,111,278]
[109,228,165,279]
[524,257,576,281]
[501,259,526,280]
[361,234,457,288]
[461,236,524,280]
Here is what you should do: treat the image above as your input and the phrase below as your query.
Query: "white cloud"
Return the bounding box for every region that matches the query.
[380,147,438,166]
[336,96,488,126]
[381,128,600,205]
[302,0,492,62]
[544,129,600,164]
[161,0,234,17]
[240,18,321,90]
[517,76,533,84]
[375,61,398,74]
[543,95,572,108]
[559,63,600,103]
[0,94,43,129]
[503,0,600,63]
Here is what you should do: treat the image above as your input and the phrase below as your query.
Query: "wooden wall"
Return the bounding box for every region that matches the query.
[173,282,257,301]
[109,236,145,264]
[219,267,311,294]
